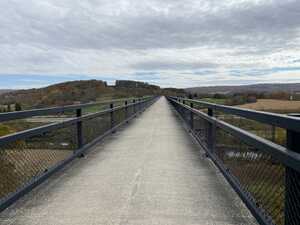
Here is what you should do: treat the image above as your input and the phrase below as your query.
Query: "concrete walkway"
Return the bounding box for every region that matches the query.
[0,97,256,225]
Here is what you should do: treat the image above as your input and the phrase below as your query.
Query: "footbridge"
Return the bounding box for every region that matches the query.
[0,97,299,225]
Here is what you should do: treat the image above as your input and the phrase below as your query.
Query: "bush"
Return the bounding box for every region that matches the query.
[247,96,257,103]
[7,104,11,112]
[226,93,257,106]
[213,93,227,99]
[15,103,22,111]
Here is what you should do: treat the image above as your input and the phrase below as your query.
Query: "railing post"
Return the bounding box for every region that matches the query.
[133,99,136,114]
[125,100,128,119]
[137,99,140,112]
[208,108,213,116]
[190,102,194,130]
[110,103,114,130]
[141,98,145,111]
[271,125,276,142]
[285,129,300,225]
[207,108,215,153]
[76,108,83,149]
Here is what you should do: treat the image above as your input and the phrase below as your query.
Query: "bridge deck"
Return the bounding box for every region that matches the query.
[0,98,256,225]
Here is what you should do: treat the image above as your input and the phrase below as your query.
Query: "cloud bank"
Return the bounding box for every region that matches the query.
[0,0,300,88]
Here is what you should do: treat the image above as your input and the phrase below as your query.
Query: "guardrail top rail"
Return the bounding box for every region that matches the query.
[0,96,152,123]
[168,96,300,225]
[171,97,300,133]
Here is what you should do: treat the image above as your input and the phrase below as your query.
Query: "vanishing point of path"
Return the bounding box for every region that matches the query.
[0,97,257,225]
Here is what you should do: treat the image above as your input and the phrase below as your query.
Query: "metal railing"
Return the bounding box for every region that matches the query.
[0,96,158,211]
[168,97,300,225]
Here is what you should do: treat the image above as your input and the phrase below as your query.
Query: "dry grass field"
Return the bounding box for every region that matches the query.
[238,99,300,113]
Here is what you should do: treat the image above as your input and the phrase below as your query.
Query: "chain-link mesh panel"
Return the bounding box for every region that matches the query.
[285,167,300,225]
[124,105,132,120]
[169,98,295,225]
[215,111,287,147]
[215,128,285,225]
[189,101,208,114]
[0,97,155,208]
[0,111,73,137]
[81,99,134,115]
[179,106,189,123]
[127,104,135,118]
[113,108,126,126]
[81,104,138,145]
[192,114,210,149]
[82,113,111,145]
[172,102,210,149]
[181,100,287,148]
[82,103,109,115]
[0,125,76,201]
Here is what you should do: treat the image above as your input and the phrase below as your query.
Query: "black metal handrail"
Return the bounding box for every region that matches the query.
[0,97,150,122]
[0,96,158,212]
[0,99,151,147]
[173,97,300,133]
[172,99,300,173]
[168,96,300,225]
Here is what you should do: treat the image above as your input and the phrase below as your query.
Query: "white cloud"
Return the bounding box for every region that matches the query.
[0,0,300,88]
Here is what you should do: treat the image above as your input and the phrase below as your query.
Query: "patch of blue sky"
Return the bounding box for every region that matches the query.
[0,74,98,89]
[132,71,161,80]
[181,70,217,76]
[0,73,164,89]
[229,67,300,77]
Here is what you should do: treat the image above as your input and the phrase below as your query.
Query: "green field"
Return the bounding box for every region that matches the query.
[199,98,228,105]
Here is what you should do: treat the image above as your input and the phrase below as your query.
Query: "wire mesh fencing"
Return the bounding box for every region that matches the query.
[168,97,300,225]
[0,125,76,200]
[82,114,111,145]
[213,110,287,147]
[215,128,285,225]
[0,96,156,209]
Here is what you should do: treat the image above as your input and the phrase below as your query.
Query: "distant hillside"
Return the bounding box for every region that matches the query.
[0,80,110,108]
[0,80,183,109]
[115,80,160,90]
[186,83,300,94]
[0,89,13,95]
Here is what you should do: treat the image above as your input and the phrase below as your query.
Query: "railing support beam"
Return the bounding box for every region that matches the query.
[207,108,215,153]
[133,99,136,114]
[190,102,194,130]
[285,129,300,225]
[110,103,115,132]
[76,108,83,149]
[125,101,128,120]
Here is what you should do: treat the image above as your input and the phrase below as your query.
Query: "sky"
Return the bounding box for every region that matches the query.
[1,0,300,89]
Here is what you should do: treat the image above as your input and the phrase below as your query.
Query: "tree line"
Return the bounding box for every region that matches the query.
[187,91,296,106]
